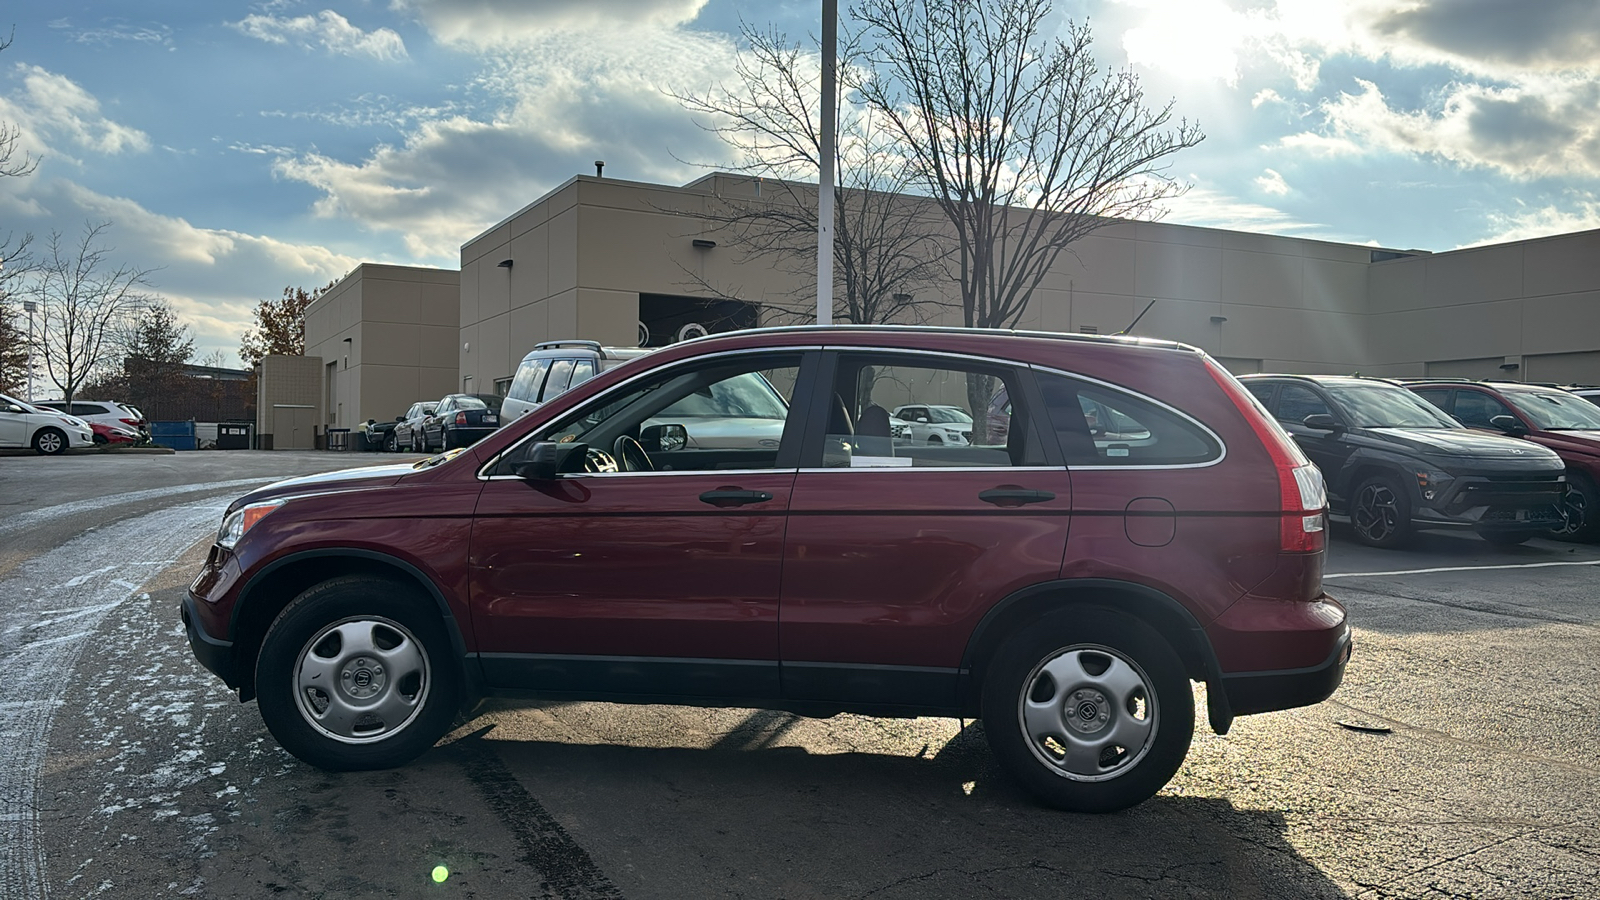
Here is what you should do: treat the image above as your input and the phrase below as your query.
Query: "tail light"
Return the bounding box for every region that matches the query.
[120,417,142,428]
[454,412,468,425]
[1204,359,1328,553]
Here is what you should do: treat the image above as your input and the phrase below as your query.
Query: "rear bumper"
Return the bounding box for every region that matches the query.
[1222,626,1351,716]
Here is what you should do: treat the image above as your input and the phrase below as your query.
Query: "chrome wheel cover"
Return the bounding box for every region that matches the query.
[292,616,431,744]
[1017,643,1158,782]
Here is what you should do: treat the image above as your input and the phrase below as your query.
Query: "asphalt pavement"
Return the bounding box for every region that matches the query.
[2,451,1597,899]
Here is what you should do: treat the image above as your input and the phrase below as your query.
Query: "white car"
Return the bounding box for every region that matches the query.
[0,393,96,455]
[32,399,148,438]
[891,404,974,444]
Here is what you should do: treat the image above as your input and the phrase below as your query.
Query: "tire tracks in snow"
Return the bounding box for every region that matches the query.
[0,503,222,900]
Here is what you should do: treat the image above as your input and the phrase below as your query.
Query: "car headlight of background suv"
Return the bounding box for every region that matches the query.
[217,499,285,550]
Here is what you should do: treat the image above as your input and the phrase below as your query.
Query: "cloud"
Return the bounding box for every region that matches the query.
[1158,181,1323,236]
[66,23,175,48]
[232,10,409,61]
[1255,168,1290,195]
[270,14,738,258]
[0,65,151,159]
[392,0,709,48]
[1464,193,1600,247]
[1298,77,1600,179]
[1374,0,1600,73]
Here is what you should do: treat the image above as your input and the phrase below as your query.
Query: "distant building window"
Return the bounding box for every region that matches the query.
[494,377,513,396]
[1078,325,1098,334]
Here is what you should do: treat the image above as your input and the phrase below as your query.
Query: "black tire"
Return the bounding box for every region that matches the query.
[33,428,68,455]
[1552,473,1599,542]
[411,431,422,454]
[1481,530,1535,547]
[93,432,108,445]
[255,575,461,771]
[384,431,397,453]
[1349,474,1413,549]
[981,608,1193,813]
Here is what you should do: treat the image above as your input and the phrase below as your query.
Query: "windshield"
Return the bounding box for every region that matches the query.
[658,372,787,419]
[1324,383,1459,428]
[926,407,972,424]
[1503,389,1600,430]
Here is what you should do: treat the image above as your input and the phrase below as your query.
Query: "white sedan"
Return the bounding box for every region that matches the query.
[891,404,975,445]
[0,393,96,455]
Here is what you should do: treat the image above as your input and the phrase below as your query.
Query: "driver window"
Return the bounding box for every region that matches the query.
[503,353,803,474]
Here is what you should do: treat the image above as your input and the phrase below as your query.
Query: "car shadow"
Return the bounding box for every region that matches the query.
[439,714,1349,899]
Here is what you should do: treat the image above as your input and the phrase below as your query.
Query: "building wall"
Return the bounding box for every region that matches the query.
[256,355,322,449]
[305,263,461,430]
[456,173,1600,394]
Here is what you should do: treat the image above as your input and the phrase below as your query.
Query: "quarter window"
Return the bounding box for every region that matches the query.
[509,358,551,402]
[1037,372,1220,466]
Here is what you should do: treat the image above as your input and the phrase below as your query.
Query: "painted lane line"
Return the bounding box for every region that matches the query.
[1325,559,1600,579]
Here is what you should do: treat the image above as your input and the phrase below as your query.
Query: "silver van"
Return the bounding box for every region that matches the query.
[500,341,652,422]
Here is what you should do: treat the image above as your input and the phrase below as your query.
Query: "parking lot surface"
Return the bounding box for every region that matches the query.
[2,452,1597,898]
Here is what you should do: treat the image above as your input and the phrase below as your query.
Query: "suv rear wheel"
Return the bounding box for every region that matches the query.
[256,575,460,770]
[981,609,1192,813]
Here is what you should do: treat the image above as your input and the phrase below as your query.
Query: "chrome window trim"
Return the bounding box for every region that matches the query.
[796,466,1062,474]
[482,467,795,482]
[477,345,822,481]
[1029,363,1228,470]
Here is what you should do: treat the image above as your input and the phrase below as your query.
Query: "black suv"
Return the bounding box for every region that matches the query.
[1240,375,1565,547]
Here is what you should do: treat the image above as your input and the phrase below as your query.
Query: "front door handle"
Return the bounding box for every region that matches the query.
[699,488,774,508]
[978,487,1056,507]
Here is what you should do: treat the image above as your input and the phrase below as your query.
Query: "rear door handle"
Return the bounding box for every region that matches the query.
[700,489,774,508]
[978,488,1056,507]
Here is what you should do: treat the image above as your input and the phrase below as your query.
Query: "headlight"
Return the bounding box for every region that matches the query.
[217,499,284,549]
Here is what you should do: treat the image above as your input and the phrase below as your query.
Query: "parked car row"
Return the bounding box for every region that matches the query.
[381,394,506,453]
[0,393,98,454]
[1240,375,1599,546]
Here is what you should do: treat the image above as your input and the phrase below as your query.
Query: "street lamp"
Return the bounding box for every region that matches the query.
[817,0,837,327]
[23,300,37,401]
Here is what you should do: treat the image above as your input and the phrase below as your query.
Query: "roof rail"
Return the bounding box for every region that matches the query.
[1390,377,1473,383]
[676,323,1197,353]
[532,340,603,352]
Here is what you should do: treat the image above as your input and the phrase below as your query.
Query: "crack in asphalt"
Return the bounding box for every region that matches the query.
[1334,582,1596,629]
[1324,699,1600,777]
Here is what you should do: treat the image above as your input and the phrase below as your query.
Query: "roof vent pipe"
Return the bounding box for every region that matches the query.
[594,160,605,178]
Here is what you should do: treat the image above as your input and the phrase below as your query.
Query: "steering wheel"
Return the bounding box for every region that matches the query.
[612,435,654,472]
[580,446,619,473]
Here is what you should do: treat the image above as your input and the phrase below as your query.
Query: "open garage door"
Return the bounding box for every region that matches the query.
[639,294,759,348]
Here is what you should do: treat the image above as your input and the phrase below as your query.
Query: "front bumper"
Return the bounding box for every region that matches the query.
[182,591,239,688]
[1415,474,1564,532]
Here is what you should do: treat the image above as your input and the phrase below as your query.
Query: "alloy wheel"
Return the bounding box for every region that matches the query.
[1353,482,1400,543]
[1556,484,1589,536]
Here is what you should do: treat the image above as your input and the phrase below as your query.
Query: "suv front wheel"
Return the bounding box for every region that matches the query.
[256,576,460,770]
[1350,473,1412,548]
[981,609,1193,813]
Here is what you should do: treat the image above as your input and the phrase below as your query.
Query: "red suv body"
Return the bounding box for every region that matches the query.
[184,327,1348,812]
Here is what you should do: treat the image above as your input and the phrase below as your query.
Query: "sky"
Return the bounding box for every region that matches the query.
[3,0,1599,366]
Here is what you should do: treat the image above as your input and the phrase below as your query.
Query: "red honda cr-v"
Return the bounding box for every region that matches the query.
[184,327,1348,812]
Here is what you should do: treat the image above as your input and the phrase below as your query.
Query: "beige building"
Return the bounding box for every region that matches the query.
[458,173,1600,389]
[304,263,461,430]
[256,354,322,450]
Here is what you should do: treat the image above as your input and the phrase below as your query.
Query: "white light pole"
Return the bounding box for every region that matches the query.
[816,0,837,327]
[23,300,37,401]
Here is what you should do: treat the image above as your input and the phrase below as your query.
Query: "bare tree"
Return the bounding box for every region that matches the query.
[1,29,40,180]
[669,22,950,326]
[28,223,153,405]
[852,0,1204,433]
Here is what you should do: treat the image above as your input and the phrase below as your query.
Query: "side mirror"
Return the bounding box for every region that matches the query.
[916,417,930,424]
[1489,414,1525,434]
[641,423,688,452]
[513,441,589,480]
[1302,414,1341,430]
[2,404,23,414]
[396,415,406,422]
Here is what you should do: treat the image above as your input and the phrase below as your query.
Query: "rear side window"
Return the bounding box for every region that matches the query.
[1037,372,1221,466]
[1411,388,1451,412]
[1452,391,1516,428]
[1276,385,1331,424]
[73,404,107,416]
[508,357,551,402]
[541,359,577,401]
[570,359,596,389]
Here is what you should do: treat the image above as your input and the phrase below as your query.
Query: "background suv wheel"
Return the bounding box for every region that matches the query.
[981,608,1192,813]
[1553,474,1598,542]
[1350,474,1412,548]
[255,575,460,771]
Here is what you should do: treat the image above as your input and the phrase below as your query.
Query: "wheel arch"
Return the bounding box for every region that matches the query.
[1334,453,1415,504]
[959,578,1234,734]
[229,548,476,703]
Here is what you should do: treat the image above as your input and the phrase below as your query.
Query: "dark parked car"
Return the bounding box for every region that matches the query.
[420,393,504,452]
[1407,380,1600,540]
[390,401,436,452]
[184,327,1347,813]
[1240,375,1566,547]
[1573,387,1600,407]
